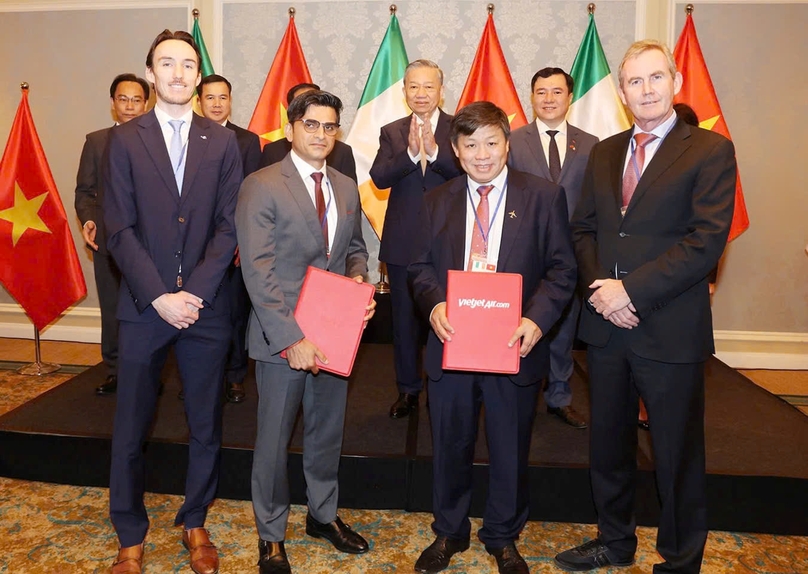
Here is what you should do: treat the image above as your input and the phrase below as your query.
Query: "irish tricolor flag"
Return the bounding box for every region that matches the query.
[345,13,409,239]
[567,13,630,140]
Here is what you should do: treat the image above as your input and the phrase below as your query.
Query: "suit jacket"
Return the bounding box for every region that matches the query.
[572,119,736,363]
[236,153,369,364]
[408,169,577,386]
[259,138,358,183]
[75,127,112,254]
[103,110,243,322]
[508,121,598,221]
[370,110,463,266]
[226,121,261,177]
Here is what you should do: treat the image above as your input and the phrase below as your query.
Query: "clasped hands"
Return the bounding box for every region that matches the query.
[430,302,542,358]
[587,278,640,329]
[285,276,376,374]
[407,114,437,158]
[152,291,204,329]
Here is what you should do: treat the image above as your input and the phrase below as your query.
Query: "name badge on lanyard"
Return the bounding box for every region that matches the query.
[467,179,507,273]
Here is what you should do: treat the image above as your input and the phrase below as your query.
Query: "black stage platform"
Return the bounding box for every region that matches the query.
[1,345,806,535]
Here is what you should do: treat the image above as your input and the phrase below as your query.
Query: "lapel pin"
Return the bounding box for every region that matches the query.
[200,135,207,140]
[569,140,576,151]
[508,210,517,219]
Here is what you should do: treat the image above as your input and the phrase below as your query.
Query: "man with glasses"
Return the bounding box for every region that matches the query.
[236,90,374,574]
[75,73,149,396]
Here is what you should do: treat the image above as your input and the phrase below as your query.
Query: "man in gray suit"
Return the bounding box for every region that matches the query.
[509,67,598,429]
[236,90,375,574]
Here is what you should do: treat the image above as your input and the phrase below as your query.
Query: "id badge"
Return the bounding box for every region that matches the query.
[470,254,496,273]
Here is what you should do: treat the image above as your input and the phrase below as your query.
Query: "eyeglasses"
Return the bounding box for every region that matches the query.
[115,96,145,105]
[296,119,340,136]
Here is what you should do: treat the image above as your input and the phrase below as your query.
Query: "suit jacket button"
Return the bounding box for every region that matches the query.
[178,217,185,223]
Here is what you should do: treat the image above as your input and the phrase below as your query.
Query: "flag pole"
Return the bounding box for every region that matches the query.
[686,3,694,14]
[488,3,494,14]
[17,326,61,375]
[588,3,595,14]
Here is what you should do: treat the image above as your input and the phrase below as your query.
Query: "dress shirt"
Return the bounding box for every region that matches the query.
[535,118,568,168]
[407,107,441,164]
[153,105,193,169]
[622,110,679,178]
[462,166,509,270]
[290,150,337,250]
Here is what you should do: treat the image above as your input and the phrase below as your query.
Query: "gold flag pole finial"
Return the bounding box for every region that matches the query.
[389,4,397,15]
[289,7,296,18]
[192,8,199,19]
[21,82,29,91]
[588,3,596,15]
[685,4,694,14]
[487,3,495,14]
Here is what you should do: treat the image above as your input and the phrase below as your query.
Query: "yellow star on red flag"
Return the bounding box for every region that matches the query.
[0,182,51,246]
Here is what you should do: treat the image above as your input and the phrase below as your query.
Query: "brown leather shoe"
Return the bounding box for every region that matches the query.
[182,527,219,574]
[547,405,588,429]
[112,543,143,574]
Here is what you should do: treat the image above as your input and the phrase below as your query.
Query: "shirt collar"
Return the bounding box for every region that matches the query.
[535,118,567,136]
[467,165,509,194]
[414,108,440,128]
[153,105,194,128]
[290,149,327,181]
[632,109,678,140]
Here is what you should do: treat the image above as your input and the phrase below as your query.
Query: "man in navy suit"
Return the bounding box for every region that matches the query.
[370,59,463,419]
[509,67,599,429]
[408,102,577,574]
[75,73,149,396]
[103,30,243,574]
[198,73,261,403]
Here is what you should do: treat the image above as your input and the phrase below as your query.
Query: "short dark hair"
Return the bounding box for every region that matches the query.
[146,29,201,69]
[286,83,320,106]
[450,101,511,145]
[673,102,699,127]
[530,67,574,94]
[109,73,150,100]
[199,74,232,96]
[286,90,343,125]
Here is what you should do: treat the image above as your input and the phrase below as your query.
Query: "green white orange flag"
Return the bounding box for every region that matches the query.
[248,14,313,149]
[568,13,630,140]
[0,87,86,331]
[455,13,527,129]
[674,13,749,241]
[191,13,215,116]
[345,13,409,239]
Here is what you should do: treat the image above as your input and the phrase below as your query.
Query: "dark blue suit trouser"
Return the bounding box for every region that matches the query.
[109,308,229,547]
[429,371,539,548]
[387,263,424,394]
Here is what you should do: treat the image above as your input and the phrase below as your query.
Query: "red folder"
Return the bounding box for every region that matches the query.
[442,270,522,374]
[280,266,374,377]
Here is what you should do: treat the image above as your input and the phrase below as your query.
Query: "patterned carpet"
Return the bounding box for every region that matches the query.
[0,369,807,572]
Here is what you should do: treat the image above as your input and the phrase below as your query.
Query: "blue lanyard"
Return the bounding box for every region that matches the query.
[316,175,333,232]
[466,179,508,247]
[629,136,644,182]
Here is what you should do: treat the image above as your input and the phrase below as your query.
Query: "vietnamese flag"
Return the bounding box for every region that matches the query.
[0,86,86,331]
[248,12,313,149]
[456,12,527,129]
[674,13,749,241]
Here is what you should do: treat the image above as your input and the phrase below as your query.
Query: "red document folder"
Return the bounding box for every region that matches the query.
[280,266,374,377]
[442,270,522,374]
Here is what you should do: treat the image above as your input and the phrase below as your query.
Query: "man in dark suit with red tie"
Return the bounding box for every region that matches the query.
[75,73,149,396]
[103,30,243,574]
[370,59,463,419]
[408,102,577,574]
[555,41,736,573]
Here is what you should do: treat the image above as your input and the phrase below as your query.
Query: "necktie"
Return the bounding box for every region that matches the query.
[547,130,561,183]
[621,132,658,212]
[467,185,494,271]
[311,172,329,251]
[168,119,185,193]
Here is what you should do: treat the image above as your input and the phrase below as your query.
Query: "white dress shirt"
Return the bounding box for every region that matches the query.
[623,110,679,178]
[153,105,193,167]
[290,150,337,251]
[535,118,568,168]
[463,166,509,270]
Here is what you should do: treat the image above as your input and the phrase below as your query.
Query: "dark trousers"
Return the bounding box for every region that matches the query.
[588,331,707,574]
[93,251,121,377]
[109,309,229,547]
[544,295,581,408]
[224,264,251,384]
[386,263,424,394]
[429,371,539,548]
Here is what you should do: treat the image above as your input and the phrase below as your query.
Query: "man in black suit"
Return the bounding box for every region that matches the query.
[198,73,261,403]
[258,82,357,182]
[103,30,243,574]
[408,102,577,574]
[370,59,463,418]
[509,67,598,429]
[75,73,149,396]
[555,40,736,574]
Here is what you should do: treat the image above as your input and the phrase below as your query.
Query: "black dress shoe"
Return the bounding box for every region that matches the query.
[95,375,117,396]
[258,540,291,574]
[226,381,246,403]
[389,392,418,419]
[547,405,588,429]
[414,535,470,573]
[305,514,368,554]
[486,543,530,574]
[638,419,650,431]
[554,539,634,571]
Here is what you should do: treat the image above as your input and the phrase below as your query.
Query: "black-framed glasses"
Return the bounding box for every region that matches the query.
[296,119,340,136]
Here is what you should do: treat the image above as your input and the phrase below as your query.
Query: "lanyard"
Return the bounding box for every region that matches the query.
[317,176,334,232]
[629,136,644,183]
[466,179,508,248]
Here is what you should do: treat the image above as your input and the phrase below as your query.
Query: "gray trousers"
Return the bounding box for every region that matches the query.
[251,360,348,542]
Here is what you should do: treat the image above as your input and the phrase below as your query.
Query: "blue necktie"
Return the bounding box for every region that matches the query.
[168,119,185,193]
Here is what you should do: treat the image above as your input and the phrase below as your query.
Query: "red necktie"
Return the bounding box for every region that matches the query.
[311,172,328,250]
[621,132,658,211]
[467,185,494,271]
